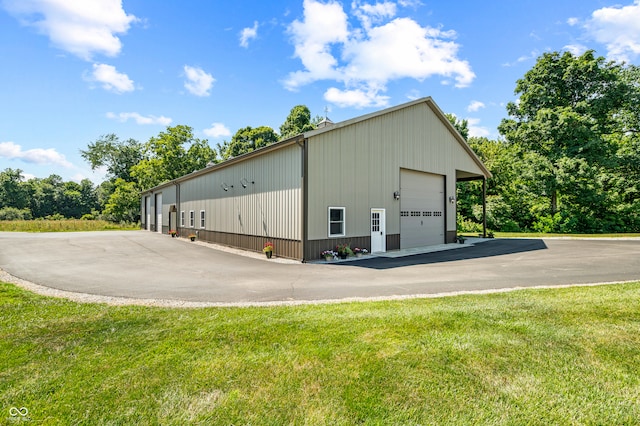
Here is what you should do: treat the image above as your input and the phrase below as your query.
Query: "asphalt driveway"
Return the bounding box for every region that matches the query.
[1,231,639,305]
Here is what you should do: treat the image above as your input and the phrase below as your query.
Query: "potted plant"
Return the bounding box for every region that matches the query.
[169,230,177,237]
[188,233,196,241]
[321,250,336,261]
[457,235,466,244]
[263,241,274,259]
[336,243,352,259]
[353,247,368,258]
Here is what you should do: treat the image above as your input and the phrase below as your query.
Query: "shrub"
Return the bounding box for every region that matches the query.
[0,207,32,221]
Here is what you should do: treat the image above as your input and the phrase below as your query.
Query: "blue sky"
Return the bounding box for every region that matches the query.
[1,0,639,183]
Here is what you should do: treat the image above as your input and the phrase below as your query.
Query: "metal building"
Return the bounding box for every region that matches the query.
[141,97,491,261]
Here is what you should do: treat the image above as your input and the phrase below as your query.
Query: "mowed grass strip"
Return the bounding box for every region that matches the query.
[493,232,640,238]
[1,282,639,425]
[0,220,138,232]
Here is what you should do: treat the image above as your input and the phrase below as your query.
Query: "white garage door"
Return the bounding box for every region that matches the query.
[400,169,444,249]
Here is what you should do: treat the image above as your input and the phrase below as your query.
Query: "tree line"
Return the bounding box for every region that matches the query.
[457,50,640,233]
[2,51,639,233]
[0,106,319,222]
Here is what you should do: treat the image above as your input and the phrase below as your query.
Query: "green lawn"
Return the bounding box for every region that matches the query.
[0,220,139,232]
[493,232,640,238]
[1,282,639,425]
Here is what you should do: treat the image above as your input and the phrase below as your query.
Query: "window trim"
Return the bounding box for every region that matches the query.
[199,210,205,229]
[180,211,185,227]
[328,206,346,237]
[189,210,195,228]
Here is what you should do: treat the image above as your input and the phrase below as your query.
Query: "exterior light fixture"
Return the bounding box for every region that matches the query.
[240,178,254,188]
[221,183,229,191]
[449,196,456,204]
[393,191,400,200]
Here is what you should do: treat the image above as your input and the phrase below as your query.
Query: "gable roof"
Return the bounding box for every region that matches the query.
[144,97,490,193]
[304,96,491,179]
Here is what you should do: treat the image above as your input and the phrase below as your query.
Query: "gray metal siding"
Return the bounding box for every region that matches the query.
[178,144,302,241]
[306,101,484,241]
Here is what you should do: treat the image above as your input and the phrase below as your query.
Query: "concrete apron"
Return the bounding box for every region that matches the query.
[310,237,493,263]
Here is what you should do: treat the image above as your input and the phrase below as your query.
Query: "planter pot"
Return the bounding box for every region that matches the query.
[190,237,196,242]
[355,252,362,258]
[265,251,273,259]
[339,253,348,259]
[324,256,333,262]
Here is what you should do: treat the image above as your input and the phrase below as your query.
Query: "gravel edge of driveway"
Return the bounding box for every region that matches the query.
[1,268,636,309]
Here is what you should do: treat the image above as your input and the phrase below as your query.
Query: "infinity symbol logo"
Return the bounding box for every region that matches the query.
[9,407,28,417]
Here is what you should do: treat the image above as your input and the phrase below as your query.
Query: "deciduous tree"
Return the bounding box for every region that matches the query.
[218,126,278,160]
[279,105,316,139]
[132,125,218,190]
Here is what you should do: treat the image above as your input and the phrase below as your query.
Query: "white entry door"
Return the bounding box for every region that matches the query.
[370,208,386,253]
[155,193,163,233]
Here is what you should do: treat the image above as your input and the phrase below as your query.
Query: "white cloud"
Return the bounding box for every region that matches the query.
[87,63,134,93]
[467,100,485,112]
[467,118,490,138]
[324,86,389,108]
[502,49,540,67]
[0,141,72,167]
[3,0,137,60]
[342,18,474,87]
[563,44,588,56]
[284,0,474,108]
[203,123,231,138]
[183,65,215,97]
[285,0,349,91]
[567,17,580,26]
[106,112,172,125]
[240,21,259,48]
[584,0,640,62]
[354,1,397,29]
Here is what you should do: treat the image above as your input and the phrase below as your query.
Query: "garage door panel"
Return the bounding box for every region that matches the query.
[400,170,444,248]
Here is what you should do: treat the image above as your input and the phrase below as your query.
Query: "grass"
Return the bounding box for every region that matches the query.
[0,220,139,232]
[1,283,639,425]
[461,231,640,238]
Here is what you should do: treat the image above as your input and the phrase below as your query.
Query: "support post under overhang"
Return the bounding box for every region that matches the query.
[482,178,487,238]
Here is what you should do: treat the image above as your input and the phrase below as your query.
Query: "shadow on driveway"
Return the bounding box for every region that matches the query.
[334,239,548,270]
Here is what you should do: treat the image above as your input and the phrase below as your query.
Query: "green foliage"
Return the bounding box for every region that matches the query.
[445,113,469,140]
[2,282,639,423]
[455,50,640,234]
[217,125,279,160]
[0,207,32,220]
[456,212,483,233]
[0,169,99,221]
[279,105,316,139]
[80,134,144,182]
[103,179,140,223]
[132,125,218,190]
[0,220,138,232]
[0,168,29,210]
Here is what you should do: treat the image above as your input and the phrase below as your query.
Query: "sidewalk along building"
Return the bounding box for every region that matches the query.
[141,97,491,261]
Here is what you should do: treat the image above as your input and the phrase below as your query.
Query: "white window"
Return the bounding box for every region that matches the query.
[328,207,345,237]
[189,210,195,228]
[180,211,185,227]
[200,210,205,228]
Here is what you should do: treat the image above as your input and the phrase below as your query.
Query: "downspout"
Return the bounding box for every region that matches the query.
[296,136,308,262]
[482,177,487,238]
